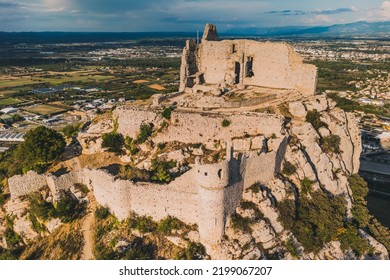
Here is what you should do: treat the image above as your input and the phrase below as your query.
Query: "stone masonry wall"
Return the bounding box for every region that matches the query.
[180,34,317,97]
[8,171,47,199]
[115,108,285,148]
[8,146,279,245]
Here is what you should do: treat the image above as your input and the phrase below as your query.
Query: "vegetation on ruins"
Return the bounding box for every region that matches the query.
[95,206,110,220]
[150,158,177,183]
[222,119,231,127]
[22,126,66,164]
[161,106,174,120]
[124,136,140,155]
[101,131,125,154]
[28,190,86,224]
[136,123,154,144]
[174,242,206,260]
[117,165,151,182]
[157,216,185,235]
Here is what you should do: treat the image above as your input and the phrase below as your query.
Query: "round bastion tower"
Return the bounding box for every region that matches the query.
[195,157,231,245]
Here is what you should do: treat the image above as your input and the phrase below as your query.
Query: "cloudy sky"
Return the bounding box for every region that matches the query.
[0,0,389,32]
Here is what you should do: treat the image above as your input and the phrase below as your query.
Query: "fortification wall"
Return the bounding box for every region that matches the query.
[84,168,199,224]
[84,169,133,220]
[243,151,278,189]
[129,170,199,225]
[115,108,284,146]
[7,146,279,245]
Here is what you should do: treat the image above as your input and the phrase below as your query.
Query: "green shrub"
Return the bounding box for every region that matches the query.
[306,110,328,130]
[157,216,185,234]
[117,165,151,182]
[150,159,176,183]
[157,142,166,151]
[222,119,231,127]
[190,143,202,149]
[367,218,390,252]
[128,214,157,234]
[175,242,206,260]
[61,123,82,138]
[340,223,372,257]
[285,238,300,259]
[248,183,261,194]
[28,193,56,221]
[230,212,252,233]
[136,123,154,144]
[5,228,23,250]
[28,213,47,233]
[4,216,24,250]
[54,191,86,223]
[348,175,369,203]
[300,177,315,194]
[74,183,89,194]
[240,201,264,221]
[95,206,110,220]
[352,204,371,228]
[320,135,341,154]
[101,132,125,154]
[282,161,296,176]
[278,191,346,253]
[0,184,9,207]
[124,137,139,155]
[161,107,174,120]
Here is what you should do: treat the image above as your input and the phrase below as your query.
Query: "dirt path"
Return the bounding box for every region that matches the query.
[81,193,97,260]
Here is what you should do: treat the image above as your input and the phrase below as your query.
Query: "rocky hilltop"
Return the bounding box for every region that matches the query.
[1,24,389,260]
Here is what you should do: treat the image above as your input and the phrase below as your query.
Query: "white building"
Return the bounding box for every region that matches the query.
[0,107,18,114]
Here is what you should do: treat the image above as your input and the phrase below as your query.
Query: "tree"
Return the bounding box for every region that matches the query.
[101,132,124,154]
[17,126,66,164]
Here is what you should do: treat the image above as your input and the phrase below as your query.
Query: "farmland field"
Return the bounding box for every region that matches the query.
[0,71,115,89]
[0,97,23,107]
[26,104,71,116]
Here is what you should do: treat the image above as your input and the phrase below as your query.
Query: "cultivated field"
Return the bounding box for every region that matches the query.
[0,70,115,90]
[26,104,71,116]
[0,97,23,107]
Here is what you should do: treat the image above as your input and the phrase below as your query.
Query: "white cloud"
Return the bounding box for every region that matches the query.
[379,1,390,19]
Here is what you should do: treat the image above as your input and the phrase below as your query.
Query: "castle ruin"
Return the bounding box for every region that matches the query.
[180,24,317,97]
[7,24,325,251]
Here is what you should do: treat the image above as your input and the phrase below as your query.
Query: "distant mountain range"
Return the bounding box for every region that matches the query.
[225,21,390,37]
[0,21,389,45]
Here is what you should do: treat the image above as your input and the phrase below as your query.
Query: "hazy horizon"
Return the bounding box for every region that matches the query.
[0,0,389,32]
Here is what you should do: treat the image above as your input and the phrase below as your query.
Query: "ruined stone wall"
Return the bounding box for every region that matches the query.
[115,107,285,147]
[196,40,316,96]
[84,169,133,220]
[47,171,84,195]
[8,171,47,199]
[7,139,280,245]
[84,168,199,224]
[242,151,278,190]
